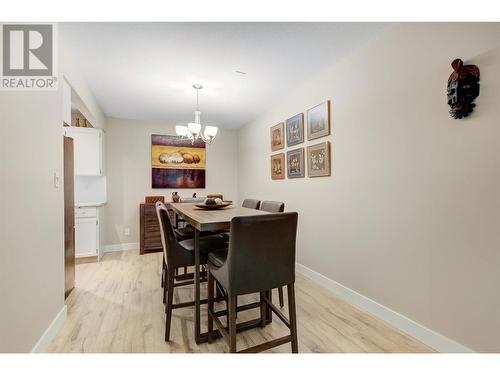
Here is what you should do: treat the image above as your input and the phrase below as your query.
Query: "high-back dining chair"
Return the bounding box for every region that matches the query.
[156,202,227,341]
[207,212,299,353]
[260,200,285,213]
[242,198,261,210]
[219,199,261,243]
[260,200,286,307]
[174,196,209,240]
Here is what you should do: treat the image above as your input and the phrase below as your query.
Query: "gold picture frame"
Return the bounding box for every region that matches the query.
[307,141,331,177]
[271,153,286,180]
[270,122,285,151]
[306,100,331,141]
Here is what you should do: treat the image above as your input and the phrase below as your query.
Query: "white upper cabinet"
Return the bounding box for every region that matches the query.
[65,127,104,176]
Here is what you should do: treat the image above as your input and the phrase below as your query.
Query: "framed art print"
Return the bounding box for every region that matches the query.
[307,100,331,141]
[271,153,286,180]
[307,141,331,177]
[151,134,206,188]
[287,148,305,178]
[270,122,285,151]
[286,113,304,147]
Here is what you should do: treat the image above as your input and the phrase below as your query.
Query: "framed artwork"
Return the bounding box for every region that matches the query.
[151,134,206,188]
[307,100,331,141]
[270,122,285,151]
[287,148,305,178]
[307,141,331,177]
[286,113,304,147]
[270,153,286,180]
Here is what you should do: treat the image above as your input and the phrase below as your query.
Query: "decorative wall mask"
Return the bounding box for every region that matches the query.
[447,58,480,119]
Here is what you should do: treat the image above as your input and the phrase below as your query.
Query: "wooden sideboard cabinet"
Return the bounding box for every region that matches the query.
[139,202,174,255]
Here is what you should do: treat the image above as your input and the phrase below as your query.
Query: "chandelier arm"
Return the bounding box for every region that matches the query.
[178,84,216,145]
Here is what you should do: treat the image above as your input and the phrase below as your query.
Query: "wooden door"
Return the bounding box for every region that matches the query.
[64,136,75,299]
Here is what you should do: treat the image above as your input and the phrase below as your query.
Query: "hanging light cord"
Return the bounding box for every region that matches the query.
[196,87,199,111]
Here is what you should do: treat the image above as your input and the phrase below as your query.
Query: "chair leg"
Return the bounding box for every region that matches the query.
[164,272,174,342]
[266,290,273,324]
[215,280,223,298]
[225,295,230,327]
[259,292,266,328]
[207,271,214,343]
[161,258,165,288]
[287,284,298,353]
[278,286,284,308]
[228,295,237,353]
[163,265,169,304]
[235,296,238,319]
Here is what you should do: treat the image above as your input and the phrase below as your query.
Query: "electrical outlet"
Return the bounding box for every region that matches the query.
[124,227,130,236]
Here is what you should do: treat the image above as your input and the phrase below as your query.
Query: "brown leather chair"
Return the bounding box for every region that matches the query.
[260,200,286,307]
[207,212,299,353]
[260,200,284,213]
[219,199,261,243]
[242,198,261,210]
[156,202,227,341]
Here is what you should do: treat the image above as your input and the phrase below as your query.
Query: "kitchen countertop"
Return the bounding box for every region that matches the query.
[75,202,107,207]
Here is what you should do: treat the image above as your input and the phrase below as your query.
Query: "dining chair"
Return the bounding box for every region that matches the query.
[260,200,284,213]
[173,197,217,240]
[207,212,299,353]
[156,202,228,341]
[220,199,261,243]
[145,195,165,203]
[174,196,208,239]
[179,196,206,203]
[260,200,286,307]
[158,203,209,284]
[242,198,261,210]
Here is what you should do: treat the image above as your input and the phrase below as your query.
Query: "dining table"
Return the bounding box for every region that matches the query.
[169,202,273,344]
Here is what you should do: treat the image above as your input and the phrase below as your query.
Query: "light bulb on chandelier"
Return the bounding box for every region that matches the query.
[175,84,218,144]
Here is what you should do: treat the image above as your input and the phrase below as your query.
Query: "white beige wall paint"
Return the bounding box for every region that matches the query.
[0,90,65,352]
[237,23,500,352]
[60,29,106,130]
[104,117,238,247]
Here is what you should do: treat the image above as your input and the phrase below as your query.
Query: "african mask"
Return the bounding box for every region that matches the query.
[447,58,480,119]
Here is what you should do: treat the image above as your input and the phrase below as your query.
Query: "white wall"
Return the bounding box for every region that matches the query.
[104,117,238,247]
[74,176,107,205]
[0,90,65,352]
[0,23,106,352]
[60,30,106,130]
[237,23,500,352]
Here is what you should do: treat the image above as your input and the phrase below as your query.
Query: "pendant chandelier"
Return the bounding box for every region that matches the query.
[175,84,218,144]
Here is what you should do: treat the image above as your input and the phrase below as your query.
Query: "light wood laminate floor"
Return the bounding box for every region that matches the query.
[48,251,433,353]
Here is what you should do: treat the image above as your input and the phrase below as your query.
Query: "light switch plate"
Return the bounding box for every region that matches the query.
[53,172,60,188]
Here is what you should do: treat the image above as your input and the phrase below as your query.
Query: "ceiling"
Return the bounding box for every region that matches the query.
[60,23,392,129]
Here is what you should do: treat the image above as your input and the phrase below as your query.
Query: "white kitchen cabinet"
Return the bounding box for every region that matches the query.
[75,206,103,260]
[65,127,104,176]
[75,217,97,257]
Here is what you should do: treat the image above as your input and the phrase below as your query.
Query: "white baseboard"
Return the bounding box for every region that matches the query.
[296,263,473,353]
[31,305,67,353]
[104,242,139,252]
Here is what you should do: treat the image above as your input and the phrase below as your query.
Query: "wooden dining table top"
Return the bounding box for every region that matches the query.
[169,202,270,231]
